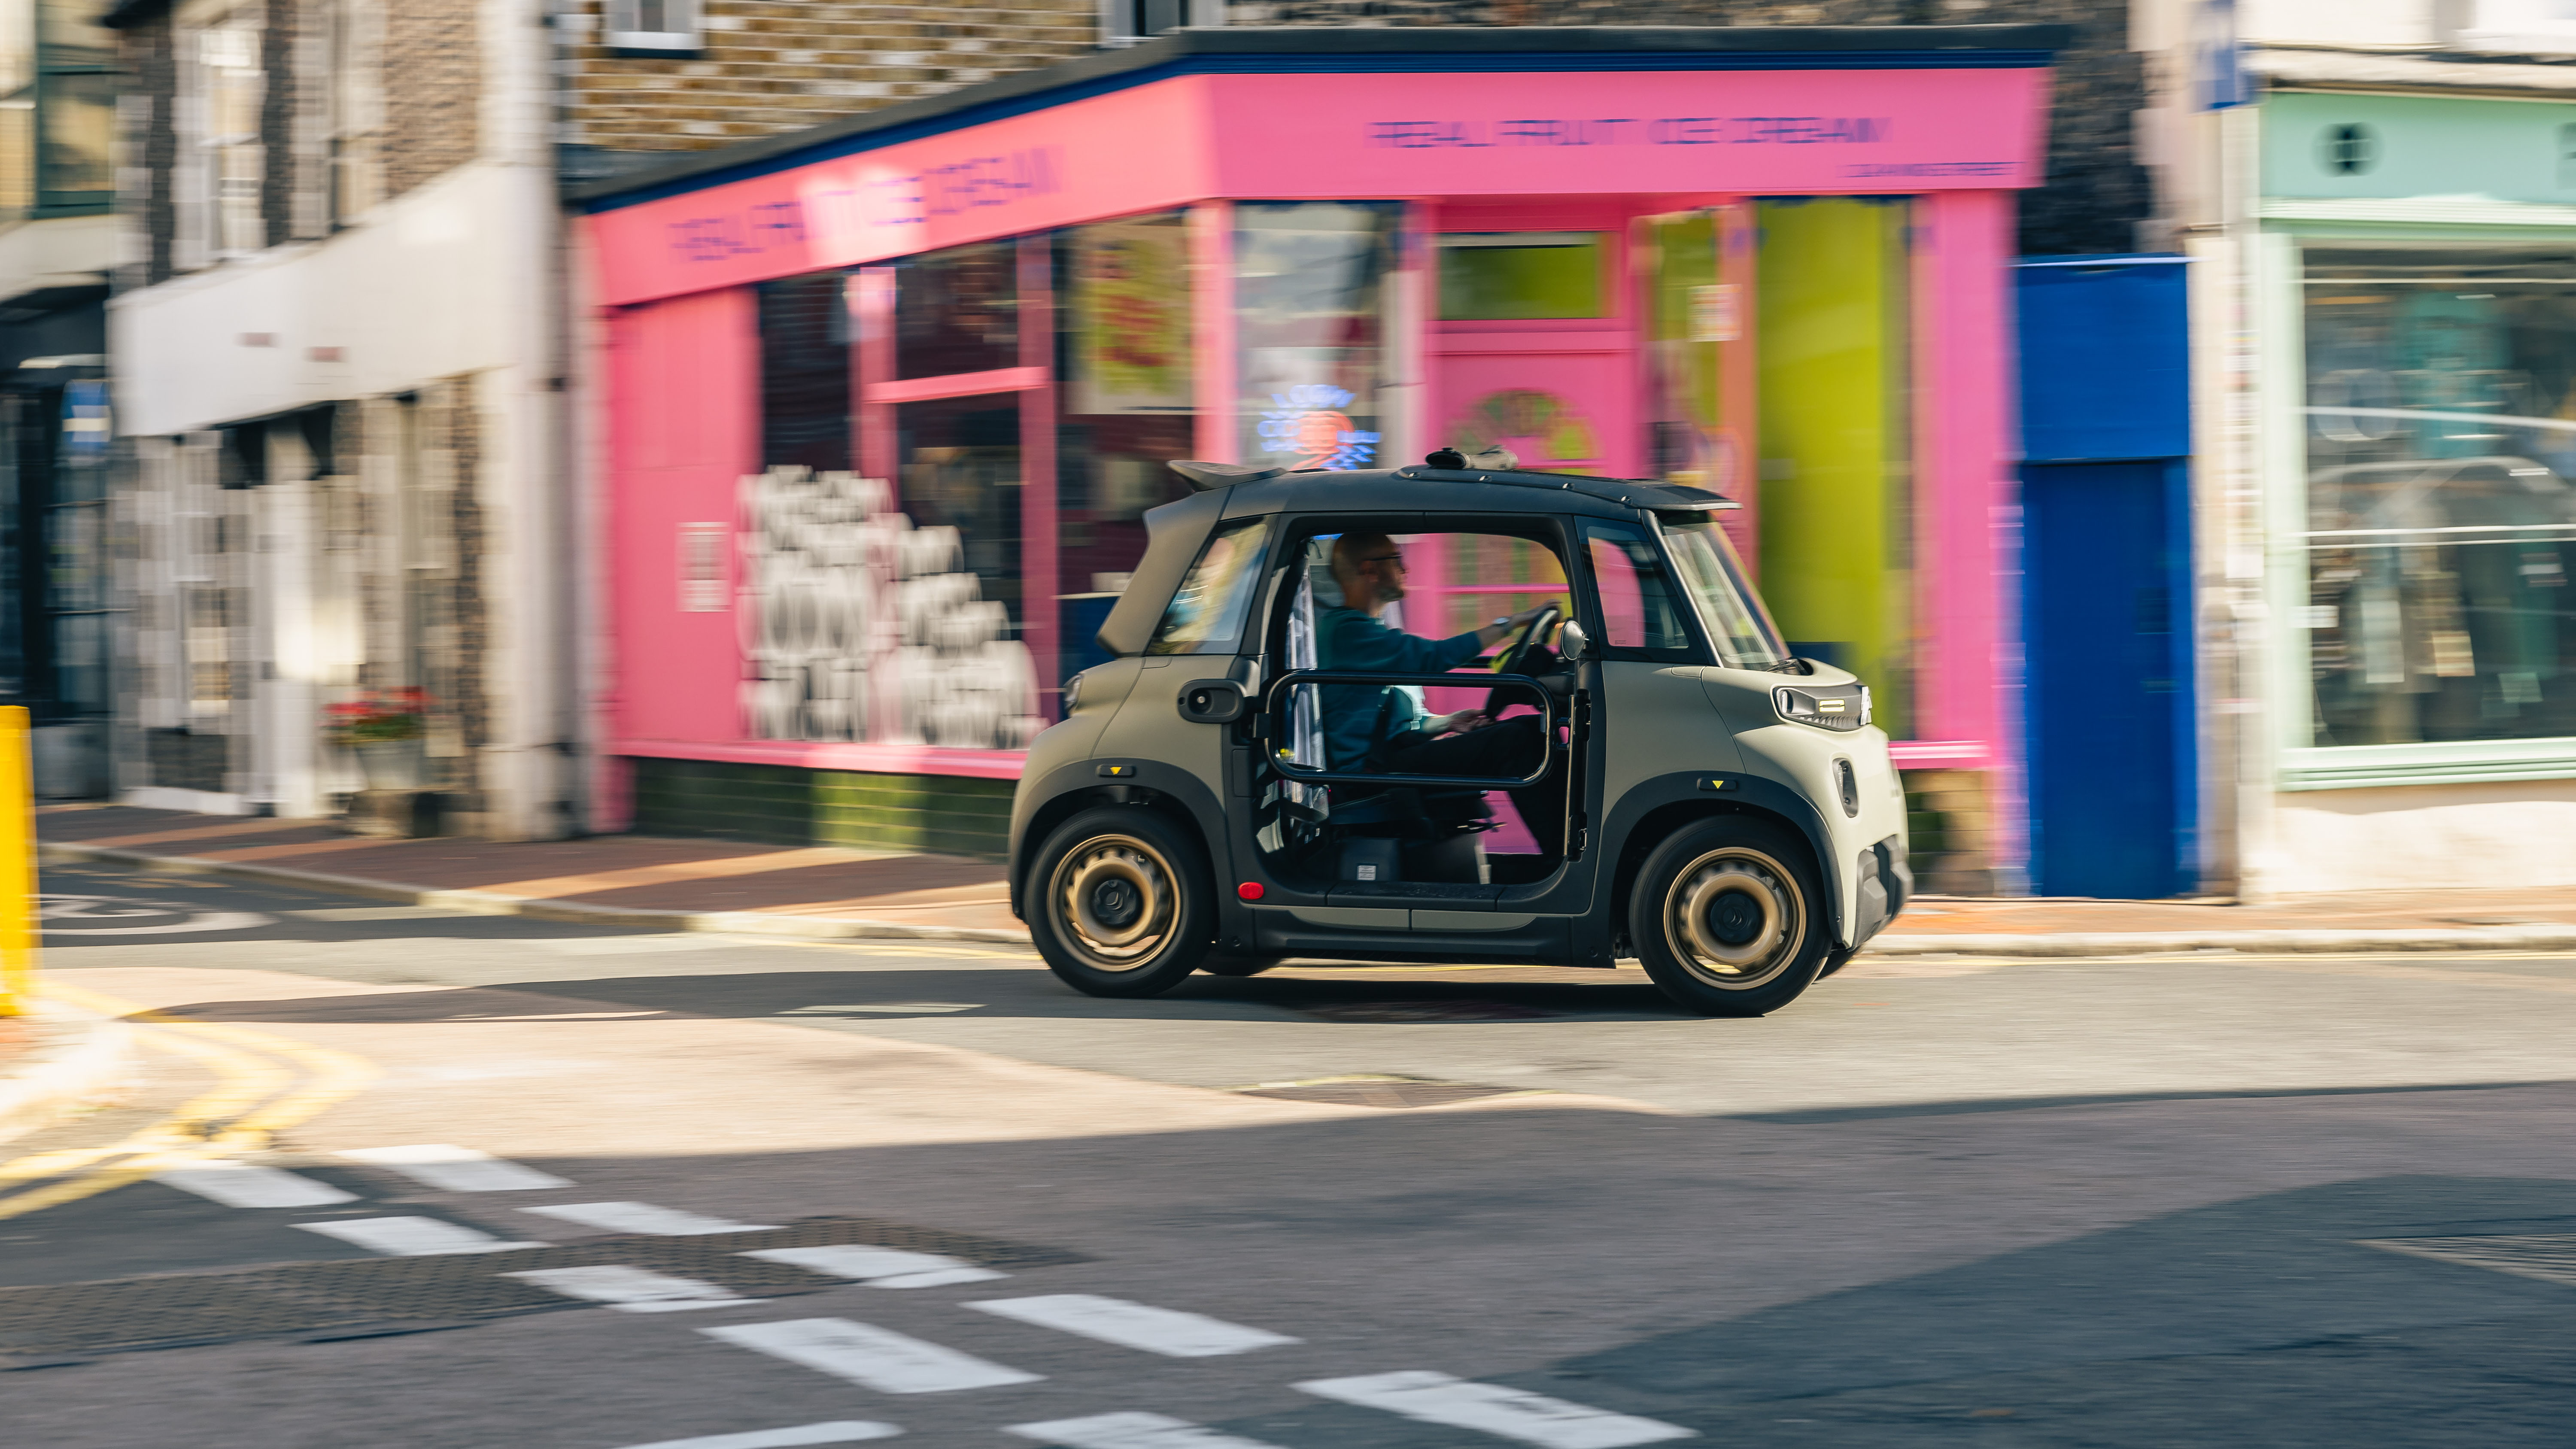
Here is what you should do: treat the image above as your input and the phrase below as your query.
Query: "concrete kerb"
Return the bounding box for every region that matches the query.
[1863,927,2576,957]
[40,841,2576,959]
[0,999,132,1146]
[36,842,1034,948]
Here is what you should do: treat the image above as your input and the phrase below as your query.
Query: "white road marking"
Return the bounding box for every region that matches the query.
[293,1216,542,1256]
[1295,1371,1694,1449]
[153,1164,357,1209]
[702,1318,1041,1394]
[36,893,274,935]
[507,1265,748,1312]
[613,1424,902,1449]
[339,1143,572,1192]
[522,1201,777,1235]
[1007,1411,1287,1448]
[969,1294,1299,1358]
[743,1244,1007,1288]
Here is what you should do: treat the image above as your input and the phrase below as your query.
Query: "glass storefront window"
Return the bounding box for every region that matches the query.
[757,270,851,475]
[1054,211,1195,676]
[2300,245,2576,746]
[1437,233,1605,321]
[892,240,1019,380]
[895,395,1024,629]
[1754,196,1913,735]
[1235,201,1397,471]
[1642,207,1756,527]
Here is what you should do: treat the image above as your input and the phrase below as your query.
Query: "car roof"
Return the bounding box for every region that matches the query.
[1093,463,1736,657]
[1209,465,1736,520]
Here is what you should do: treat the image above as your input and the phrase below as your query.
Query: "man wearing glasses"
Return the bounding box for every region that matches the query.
[1320,533,1564,854]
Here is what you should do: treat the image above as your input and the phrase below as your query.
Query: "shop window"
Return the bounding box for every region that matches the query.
[893,240,1020,380]
[1643,207,1757,553]
[1754,197,1913,736]
[896,395,1024,635]
[2299,245,2576,747]
[1235,201,1398,472]
[1437,234,1605,321]
[758,270,853,476]
[1054,212,1195,676]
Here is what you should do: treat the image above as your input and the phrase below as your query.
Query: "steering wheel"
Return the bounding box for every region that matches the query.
[1485,603,1561,717]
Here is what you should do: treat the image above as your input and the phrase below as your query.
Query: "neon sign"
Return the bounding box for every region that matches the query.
[1256,384,1380,471]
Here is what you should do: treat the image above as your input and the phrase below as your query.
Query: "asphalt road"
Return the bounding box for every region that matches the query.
[9,858,2576,1448]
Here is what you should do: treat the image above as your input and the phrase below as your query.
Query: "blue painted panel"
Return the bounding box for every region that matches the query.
[2016,257,2191,463]
[2021,461,2196,898]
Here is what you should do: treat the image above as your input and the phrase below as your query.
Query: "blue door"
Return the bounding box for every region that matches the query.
[2021,460,2194,897]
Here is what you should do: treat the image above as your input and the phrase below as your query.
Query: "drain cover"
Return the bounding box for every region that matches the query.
[2360,1233,2576,1287]
[0,1215,1085,1364]
[1297,999,1555,1024]
[1237,1077,1530,1109]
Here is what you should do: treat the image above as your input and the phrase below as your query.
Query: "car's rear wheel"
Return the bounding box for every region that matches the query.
[1630,817,1829,1017]
[1027,806,1211,997]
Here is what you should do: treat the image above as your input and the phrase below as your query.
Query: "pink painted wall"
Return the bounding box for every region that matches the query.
[1909,189,2017,785]
[606,287,759,749]
[587,68,2048,307]
[590,62,2049,792]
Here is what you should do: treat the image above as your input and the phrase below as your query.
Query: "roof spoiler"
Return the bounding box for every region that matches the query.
[1169,460,1286,491]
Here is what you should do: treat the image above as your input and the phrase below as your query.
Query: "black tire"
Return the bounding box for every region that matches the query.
[1027,805,1212,998]
[1629,817,1830,1017]
[1199,953,1284,978]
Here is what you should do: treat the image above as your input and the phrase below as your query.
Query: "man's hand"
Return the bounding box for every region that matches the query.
[1474,603,1557,650]
[1426,710,1492,736]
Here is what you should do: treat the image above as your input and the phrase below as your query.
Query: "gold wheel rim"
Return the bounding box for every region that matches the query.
[1664,846,1804,991]
[1051,833,1179,972]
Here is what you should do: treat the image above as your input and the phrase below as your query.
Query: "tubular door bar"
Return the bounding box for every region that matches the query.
[1258,670,1562,788]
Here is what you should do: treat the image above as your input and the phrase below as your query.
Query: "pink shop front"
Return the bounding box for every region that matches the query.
[581,26,2059,869]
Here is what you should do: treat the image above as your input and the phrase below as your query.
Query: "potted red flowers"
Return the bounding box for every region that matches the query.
[326,688,430,790]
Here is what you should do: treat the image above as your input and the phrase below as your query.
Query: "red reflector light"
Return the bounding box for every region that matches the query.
[1236,881,1264,900]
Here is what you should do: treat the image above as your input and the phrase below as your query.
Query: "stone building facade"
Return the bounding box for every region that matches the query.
[104,0,556,836]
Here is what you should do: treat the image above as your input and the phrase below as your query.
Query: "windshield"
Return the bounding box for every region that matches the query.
[1659,517,1792,669]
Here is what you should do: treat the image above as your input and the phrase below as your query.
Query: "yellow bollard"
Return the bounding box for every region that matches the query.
[0,705,34,1018]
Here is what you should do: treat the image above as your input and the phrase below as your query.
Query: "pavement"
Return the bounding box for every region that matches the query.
[6,858,2576,1446]
[37,801,2576,957]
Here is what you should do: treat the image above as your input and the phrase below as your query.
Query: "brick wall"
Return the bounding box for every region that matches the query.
[1235,0,2151,257]
[383,0,483,200]
[120,12,178,289]
[557,0,1097,165]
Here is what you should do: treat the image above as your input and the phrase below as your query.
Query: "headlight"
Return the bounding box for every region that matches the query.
[1774,684,1868,732]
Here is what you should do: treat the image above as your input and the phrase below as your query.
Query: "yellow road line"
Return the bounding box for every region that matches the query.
[0,981,379,1221]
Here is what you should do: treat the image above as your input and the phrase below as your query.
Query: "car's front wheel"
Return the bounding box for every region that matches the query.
[1629,817,1829,1016]
[1027,806,1211,997]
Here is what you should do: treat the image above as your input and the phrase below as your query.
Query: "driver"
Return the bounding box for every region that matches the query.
[1319,532,1569,857]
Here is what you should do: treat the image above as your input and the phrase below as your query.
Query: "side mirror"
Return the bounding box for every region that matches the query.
[1558,620,1591,665]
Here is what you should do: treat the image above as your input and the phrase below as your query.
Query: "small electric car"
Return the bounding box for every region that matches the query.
[1008,456,1910,1015]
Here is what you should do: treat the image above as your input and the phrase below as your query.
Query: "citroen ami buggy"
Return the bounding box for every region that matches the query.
[1007,456,1911,1016]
